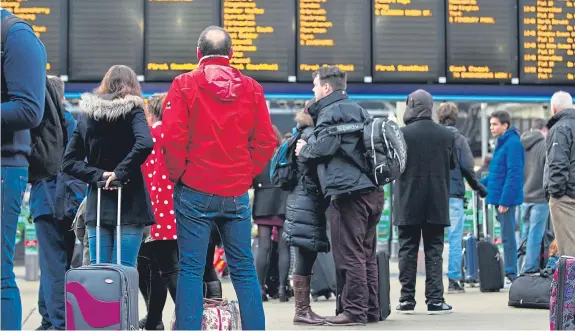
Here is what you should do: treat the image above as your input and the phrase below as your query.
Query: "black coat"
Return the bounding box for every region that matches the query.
[284,112,330,253]
[544,108,575,199]
[300,90,376,197]
[252,161,289,219]
[62,93,155,228]
[394,90,457,226]
[445,125,486,199]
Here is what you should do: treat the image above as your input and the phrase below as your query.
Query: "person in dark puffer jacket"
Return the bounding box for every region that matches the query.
[284,103,330,325]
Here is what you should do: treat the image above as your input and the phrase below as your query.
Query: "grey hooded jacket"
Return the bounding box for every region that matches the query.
[521,130,546,203]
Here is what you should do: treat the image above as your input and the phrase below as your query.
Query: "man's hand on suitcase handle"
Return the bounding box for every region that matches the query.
[99,172,122,190]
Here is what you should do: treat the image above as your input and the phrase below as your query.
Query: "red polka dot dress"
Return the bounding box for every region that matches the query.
[141,121,178,241]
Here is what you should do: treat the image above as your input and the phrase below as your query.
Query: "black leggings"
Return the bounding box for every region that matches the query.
[256,225,290,290]
[294,247,318,276]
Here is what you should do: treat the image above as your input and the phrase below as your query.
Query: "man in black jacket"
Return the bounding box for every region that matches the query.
[295,66,385,326]
[438,103,487,294]
[545,91,575,256]
[395,90,456,315]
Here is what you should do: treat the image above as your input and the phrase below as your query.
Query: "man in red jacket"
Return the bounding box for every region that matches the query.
[162,25,276,330]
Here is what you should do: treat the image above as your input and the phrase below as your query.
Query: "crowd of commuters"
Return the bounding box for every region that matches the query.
[2,7,575,329]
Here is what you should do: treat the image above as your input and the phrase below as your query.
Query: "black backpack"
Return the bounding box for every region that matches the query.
[269,131,302,191]
[1,15,68,182]
[327,113,408,185]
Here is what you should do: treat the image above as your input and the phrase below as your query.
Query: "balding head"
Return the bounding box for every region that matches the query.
[197,26,232,58]
[550,91,573,114]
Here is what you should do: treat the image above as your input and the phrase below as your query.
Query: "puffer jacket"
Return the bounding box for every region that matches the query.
[544,108,575,199]
[299,90,375,197]
[480,127,524,207]
[284,111,330,253]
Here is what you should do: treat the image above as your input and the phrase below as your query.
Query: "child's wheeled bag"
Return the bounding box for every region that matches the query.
[508,269,553,309]
[65,181,139,330]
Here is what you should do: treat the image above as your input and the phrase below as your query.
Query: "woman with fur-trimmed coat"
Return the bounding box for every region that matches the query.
[62,65,154,267]
[283,104,330,325]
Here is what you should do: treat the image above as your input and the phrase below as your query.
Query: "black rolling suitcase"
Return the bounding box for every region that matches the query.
[477,197,505,292]
[335,249,391,321]
[310,251,337,300]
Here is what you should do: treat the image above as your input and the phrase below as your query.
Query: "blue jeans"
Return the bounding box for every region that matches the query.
[38,282,51,329]
[86,224,144,267]
[520,203,550,273]
[1,167,28,330]
[173,184,265,330]
[35,215,76,329]
[497,206,518,279]
[447,198,465,281]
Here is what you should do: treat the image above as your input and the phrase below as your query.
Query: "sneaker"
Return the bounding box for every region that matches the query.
[396,301,416,314]
[427,301,453,315]
[504,277,514,289]
[447,279,465,294]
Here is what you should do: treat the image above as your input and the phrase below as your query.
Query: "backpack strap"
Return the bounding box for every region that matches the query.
[326,123,364,135]
[1,15,31,55]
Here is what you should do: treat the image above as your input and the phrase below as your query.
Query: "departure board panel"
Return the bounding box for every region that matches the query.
[69,0,143,81]
[297,0,371,82]
[446,0,518,83]
[372,0,445,83]
[222,0,296,82]
[520,0,575,84]
[3,0,67,76]
[145,0,218,82]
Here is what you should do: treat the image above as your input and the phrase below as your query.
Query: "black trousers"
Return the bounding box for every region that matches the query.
[397,224,445,304]
[330,190,384,323]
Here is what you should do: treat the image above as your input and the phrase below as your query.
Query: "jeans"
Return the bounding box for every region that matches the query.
[497,205,518,279]
[38,282,51,329]
[35,215,76,330]
[1,167,28,330]
[173,184,265,330]
[86,224,144,267]
[520,203,550,273]
[447,198,465,281]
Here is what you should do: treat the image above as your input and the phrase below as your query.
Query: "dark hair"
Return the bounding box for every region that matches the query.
[531,118,546,130]
[490,110,511,127]
[198,26,232,57]
[47,75,65,100]
[272,125,282,147]
[312,66,347,91]
[148,93,167,121]
[437,102,459,126]
[94,65,142,99]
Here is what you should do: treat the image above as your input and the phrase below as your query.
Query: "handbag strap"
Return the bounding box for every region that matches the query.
[204,297,228,308]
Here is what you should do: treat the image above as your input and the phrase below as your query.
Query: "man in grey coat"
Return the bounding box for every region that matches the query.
[520,118,549,273]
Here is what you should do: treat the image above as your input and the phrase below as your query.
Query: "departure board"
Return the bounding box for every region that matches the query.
[69,0,144,81]
[2,0,67,76]
[372,0,445,83]
[145,0,218,82]
[297,0,371,82]
[222,0,296,82]
[446,0,518,83]
[519,0,575,84]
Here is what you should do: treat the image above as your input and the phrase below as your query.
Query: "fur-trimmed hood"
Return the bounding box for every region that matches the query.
[79,93,145,121]
[295,110,314,129]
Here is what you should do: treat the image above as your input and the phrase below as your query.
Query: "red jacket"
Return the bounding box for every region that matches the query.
[162,56,277,197]
[141,122,178,240]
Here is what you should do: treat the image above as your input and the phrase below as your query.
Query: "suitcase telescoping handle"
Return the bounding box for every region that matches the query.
[96,180,123,265]
[472,190,478,237]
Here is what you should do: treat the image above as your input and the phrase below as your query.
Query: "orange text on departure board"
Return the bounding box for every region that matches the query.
[374,0,432,73]
[447,0,513,79]
[222,0,279,72]
[522,1,575,81]
[298,0,355,73]
[2,1,52,71]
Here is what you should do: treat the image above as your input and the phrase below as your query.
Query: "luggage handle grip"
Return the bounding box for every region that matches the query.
[97,180,123,188]
[96,184,123,265]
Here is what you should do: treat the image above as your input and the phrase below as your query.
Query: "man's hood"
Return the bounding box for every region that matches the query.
[195,56,245,103]
[295,110,313,129]
[79,93,144,121]
[547,108,575,130]
[521,130,544,151]
[403,89,433,124]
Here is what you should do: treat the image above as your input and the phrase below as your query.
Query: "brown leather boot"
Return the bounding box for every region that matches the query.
[292,275,325,325]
